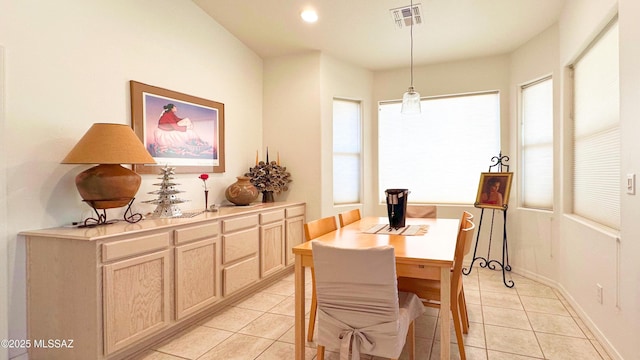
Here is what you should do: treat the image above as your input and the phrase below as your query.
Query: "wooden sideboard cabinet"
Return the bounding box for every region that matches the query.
[285,205,305,265]
[21,202,304,360]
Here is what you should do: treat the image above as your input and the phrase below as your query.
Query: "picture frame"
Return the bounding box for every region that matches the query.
[474,172,513,210]
[130,81,225,174]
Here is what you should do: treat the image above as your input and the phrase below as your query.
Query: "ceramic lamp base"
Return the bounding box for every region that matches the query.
[75,164,141,209]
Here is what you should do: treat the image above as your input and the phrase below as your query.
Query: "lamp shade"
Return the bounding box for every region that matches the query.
[62,123,155,210]
[62,123,155,164]
[401,87,421,115]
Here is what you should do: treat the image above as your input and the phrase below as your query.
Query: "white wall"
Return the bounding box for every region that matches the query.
[319,54,373,219]
[508,24,561,287]
[618,0,640,358]
[263,53,373,222]
[0,45,8,360]
[508,0,640,359]
[263,52,322,219]
[0,1,263,358]
[558,1,632,359]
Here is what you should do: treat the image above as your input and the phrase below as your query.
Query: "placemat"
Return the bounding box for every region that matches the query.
[363,224,429,236]
[173,211,205,218]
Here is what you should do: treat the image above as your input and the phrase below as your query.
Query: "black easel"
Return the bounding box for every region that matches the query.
[462,153,514,288]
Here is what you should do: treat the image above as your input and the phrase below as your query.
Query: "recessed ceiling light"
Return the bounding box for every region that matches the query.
[301,9,318,23]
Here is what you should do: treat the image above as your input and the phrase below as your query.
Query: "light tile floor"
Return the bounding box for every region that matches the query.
[138,267,612,360]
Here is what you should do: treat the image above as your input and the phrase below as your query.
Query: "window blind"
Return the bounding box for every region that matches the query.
[521,77,553,210]
[378,92,500,204]
[333,99,362,205]
[572,19,620,229]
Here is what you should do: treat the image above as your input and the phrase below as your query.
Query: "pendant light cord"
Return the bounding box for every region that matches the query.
[410,0,414,90]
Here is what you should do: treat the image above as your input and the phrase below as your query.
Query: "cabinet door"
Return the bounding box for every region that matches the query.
[260,220,285,278]
[285,215,305,265]
[103,250,171,355]
[175,238,218,320]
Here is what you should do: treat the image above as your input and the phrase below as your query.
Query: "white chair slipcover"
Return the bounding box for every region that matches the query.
[312,241,424,360]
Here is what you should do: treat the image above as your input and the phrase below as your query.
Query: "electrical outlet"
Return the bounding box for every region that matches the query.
[596,284,603,304]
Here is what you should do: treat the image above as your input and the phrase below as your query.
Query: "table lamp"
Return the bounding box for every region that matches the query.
[62,123,156,225]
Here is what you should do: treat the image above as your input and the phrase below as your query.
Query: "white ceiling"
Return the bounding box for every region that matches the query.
[192,0,565,71]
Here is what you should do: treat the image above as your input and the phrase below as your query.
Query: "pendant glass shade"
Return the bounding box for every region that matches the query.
[401,86,421,115]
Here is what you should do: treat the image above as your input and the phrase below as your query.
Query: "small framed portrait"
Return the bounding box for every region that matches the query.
[475,172,513,210]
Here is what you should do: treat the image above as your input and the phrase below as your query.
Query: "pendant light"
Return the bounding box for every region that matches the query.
[401,0,421,114]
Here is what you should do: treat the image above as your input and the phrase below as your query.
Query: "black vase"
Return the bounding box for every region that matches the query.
[262,191,275,203]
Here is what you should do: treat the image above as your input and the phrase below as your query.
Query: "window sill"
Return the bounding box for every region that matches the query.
[563,213,620,239]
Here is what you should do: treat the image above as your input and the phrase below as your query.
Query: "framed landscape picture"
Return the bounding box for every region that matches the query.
[474,172,513,210]
[130,81,225,174]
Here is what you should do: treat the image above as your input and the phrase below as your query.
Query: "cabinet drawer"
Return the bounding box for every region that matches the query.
[102,233,170,262]
[260,209,285,224]
[223,256,259,296]
[222,227,259,264]
[395,263,440,280]
[174,222,219,245]
[222,215,259,233]
[286,205,305,218]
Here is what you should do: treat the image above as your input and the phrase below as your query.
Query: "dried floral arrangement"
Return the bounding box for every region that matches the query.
[245,161,292,194]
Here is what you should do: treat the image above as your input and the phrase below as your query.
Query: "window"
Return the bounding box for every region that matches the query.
[333,98,362,204]
[520,77,553,210]
[572,18,619,229]
[378,92,500,204]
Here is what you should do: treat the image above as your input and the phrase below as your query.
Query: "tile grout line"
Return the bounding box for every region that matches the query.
[516,274,548,360]
[475,270,490,360]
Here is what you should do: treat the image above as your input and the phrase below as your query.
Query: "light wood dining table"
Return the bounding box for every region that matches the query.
[292,216,460,360]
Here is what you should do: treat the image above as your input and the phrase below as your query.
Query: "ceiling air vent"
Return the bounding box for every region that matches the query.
[390,3,422,29]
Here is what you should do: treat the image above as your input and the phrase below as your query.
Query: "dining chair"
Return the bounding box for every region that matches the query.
[458,211,474,332]
[461,211,474,255]
[312,240,424,360]
[405,205,437,218]
[303,215,338,342]
[397,211,476,360]
[457,210,474,331]
[338,208,361,227]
